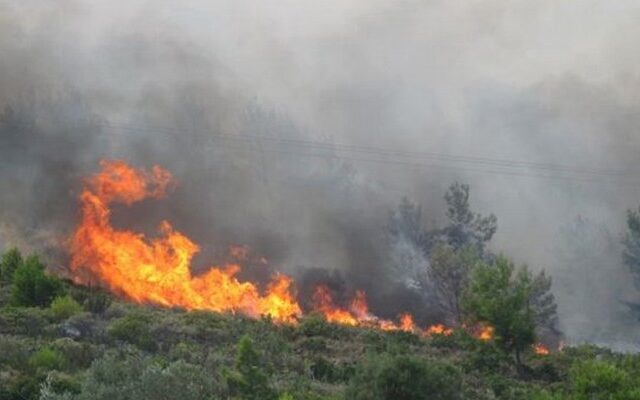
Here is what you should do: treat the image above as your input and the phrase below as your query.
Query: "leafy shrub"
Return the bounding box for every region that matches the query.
[0,306,50,336]
[226,335,277,400]
[84,291,112,314]
[51,338,97,370]
[0,247,22,284]
[29,347,66,371]
[107,313,157,352]
[11,255,64,307]
[50,296,83,321]
[569,360,640,399]
[299,336,328,352]
[40,348,224,400]
[346,354,463,400]
[462,341,509,374]
[0,334,32,370]
[299,313,338,337]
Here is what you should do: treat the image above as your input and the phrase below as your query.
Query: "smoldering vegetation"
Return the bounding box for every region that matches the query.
[1,1,640,346]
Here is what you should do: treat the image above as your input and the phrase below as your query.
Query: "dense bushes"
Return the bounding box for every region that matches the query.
[107,313,157,352]
[568,360,640,400]
[1,247,640,399]
[50,296,83,321]
[40,348,224,400]
[10,254,64,307]
[346,354,462,400]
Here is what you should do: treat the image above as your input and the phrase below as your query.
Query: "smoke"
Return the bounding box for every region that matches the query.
[1,0,640,341]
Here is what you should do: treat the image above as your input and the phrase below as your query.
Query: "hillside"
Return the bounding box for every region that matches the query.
[2,278,640,400]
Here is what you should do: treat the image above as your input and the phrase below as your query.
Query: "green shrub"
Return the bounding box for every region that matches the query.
[346,354,463,400]
[226,335,277,400]
[40,348,224,400]
[299,313,337,337]
[0,334,32,370]
[11,255,64,307]
[0,306,50,336]
[84,291,112,314]
[50,295,83,321]
[107,313,157,352]
[462,341,509,374]
[51,338,97,370]
[569,360,640,399]
[0,247,22,285]
[29,347,66,371]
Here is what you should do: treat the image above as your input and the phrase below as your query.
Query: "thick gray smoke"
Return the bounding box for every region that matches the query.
[1,1,640,343]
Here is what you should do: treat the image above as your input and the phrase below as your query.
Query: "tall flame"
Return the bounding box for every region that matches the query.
[70,160,301,323]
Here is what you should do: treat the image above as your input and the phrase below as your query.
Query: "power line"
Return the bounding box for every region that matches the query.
[3,117,640,184]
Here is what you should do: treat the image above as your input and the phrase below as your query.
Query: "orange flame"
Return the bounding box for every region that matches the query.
[476,324,494,341]
[312,285,358,325]
[70,160,301,323]
[425,323,454,336]
[533,343,550,355]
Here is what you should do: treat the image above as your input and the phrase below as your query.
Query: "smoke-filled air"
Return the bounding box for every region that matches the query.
[2,3,640,395]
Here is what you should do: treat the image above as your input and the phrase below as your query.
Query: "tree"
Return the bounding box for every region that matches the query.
[462,255,536,371]
[11,255,64,307]
[386,197,430,253]
[428,244,481,325]
[437,183,497,252]
[622,208,640,320]
[529,269,559,338]
[553,216,628,341]
[0,247,23,284]
[624,208,640,282]
[385,198,431,289]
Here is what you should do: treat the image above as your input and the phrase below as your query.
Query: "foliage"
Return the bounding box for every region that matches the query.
[0,247,633,400]
[50,296,83,321]
[529,269,559,335]
[568,360,640,400]
[11,255,64,307]
[429,244,481,324]
[226,334,277,400]
[438,182,497,251]
[107,313,157,352]
[346,354,462,400]
[0,247,23,284]
[624,208,640,319]
[40,348,223,400]
[624,207,640,276]
[83,291,112,314]
[29,347,66,371]
[463,255,536,369]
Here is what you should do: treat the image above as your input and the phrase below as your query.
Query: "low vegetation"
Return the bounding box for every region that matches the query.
[2,247,640,400]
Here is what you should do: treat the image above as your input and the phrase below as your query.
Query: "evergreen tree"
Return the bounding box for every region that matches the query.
[0,247,23,284]
[11,254,64,307]
[463,256,536,371]
[437,183,497,252]
[429,244,481,325]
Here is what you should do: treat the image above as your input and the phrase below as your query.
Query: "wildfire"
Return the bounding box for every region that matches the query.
[476,324,494,341]
[533,343,550,355]
[70,160,301,323]
[310,285,454,336]
[69,161,536,346]
[425,324,454,336]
